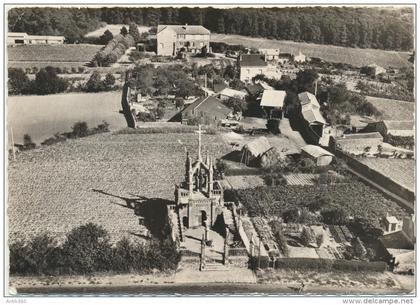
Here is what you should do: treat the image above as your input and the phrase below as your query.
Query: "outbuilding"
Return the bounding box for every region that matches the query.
[240,137,273,167]
[301,145,334,166]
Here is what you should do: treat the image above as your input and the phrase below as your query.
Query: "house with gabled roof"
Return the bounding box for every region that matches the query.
[298,91,326,140]
[157,24,210,56]
[238,54,281,82]
[181,95,231,126]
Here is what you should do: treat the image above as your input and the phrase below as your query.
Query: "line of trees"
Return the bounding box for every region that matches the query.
[8,6,413,51]
[92,29,135,67]
[8,67,68,95]
[9,223,180,276]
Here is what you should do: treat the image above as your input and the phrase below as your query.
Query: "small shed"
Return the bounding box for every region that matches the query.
[240,137,272,166]
[301,145,334,166]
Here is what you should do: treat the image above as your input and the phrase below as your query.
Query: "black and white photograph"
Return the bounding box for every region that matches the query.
[1,1,417,303]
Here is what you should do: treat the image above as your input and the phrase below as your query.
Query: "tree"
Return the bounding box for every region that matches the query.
[266,118,281,134]
[283,208,300,223]
[8,68,30,95]
[32,67,68,95]
[61,223,112,274]
[224,97,246,113]
[99,29,113,45]
[72,121,89,138]
[103,73,116,90]
[353,237,367,259]
[321,208,348,225]
[23,134,36,150]
[128,23,141,42]
[295,69,319,93]
[120,26,128,36]
[85,71,104,92]
[300,226,314,247]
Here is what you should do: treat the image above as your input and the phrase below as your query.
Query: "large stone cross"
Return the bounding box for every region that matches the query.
[195,125,205,161]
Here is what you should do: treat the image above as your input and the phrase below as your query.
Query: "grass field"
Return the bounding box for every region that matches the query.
[365,96,414,121]
[85,24,150,37]
[7,44,102,70]
[7,91,126,145]
[7,132,231,244]
[211,34,411,68]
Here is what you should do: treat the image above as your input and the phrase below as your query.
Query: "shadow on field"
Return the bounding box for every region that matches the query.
[92,189,173,239]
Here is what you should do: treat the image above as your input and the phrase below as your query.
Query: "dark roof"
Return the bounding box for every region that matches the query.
[157,25,210,35]
[240,54,267,67]
[380,231,414,250]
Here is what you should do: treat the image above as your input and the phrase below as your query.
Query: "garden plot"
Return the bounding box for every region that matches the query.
[224,175,265,190]
[7,132,231,244]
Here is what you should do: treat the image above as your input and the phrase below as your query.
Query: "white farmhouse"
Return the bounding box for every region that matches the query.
[156,24,210,56]
[238,54,281,82]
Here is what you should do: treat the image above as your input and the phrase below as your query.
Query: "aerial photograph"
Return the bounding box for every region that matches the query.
[3,2,416,302]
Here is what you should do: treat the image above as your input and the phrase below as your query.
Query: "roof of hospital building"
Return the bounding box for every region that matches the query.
[157,25,210,35]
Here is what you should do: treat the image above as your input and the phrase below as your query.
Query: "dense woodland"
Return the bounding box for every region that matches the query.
[8,6,414,51]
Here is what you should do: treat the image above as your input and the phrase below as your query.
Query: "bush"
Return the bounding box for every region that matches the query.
[321,208,348,225]
[9,234,59,275]
[71,121,89,138]
[61,223,112,274]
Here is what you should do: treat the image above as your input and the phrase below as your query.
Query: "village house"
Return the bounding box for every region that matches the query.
[259,89,286,119]
[293,51,306,63]
[301,145,334,166]
[238,54,281,82]
[298,91,326,138]
[362,120,414,138]
[156,24,210,56]
[181,95,231,125]
[258,48,280,61]
[379,215,415,274]
[7,32,65,45]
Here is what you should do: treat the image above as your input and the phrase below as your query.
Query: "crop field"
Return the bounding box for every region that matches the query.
[211,34,411,68]
[7,44,102,69]
[85,24,150,37]
[7,132,231,244]
[365,96,414,121]
[234,182,410,226]
[358,158,415,193]
[7,91,126,145]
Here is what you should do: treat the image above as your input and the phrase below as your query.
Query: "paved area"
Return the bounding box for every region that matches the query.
[181,227,225,260]
[174,266,257,284]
